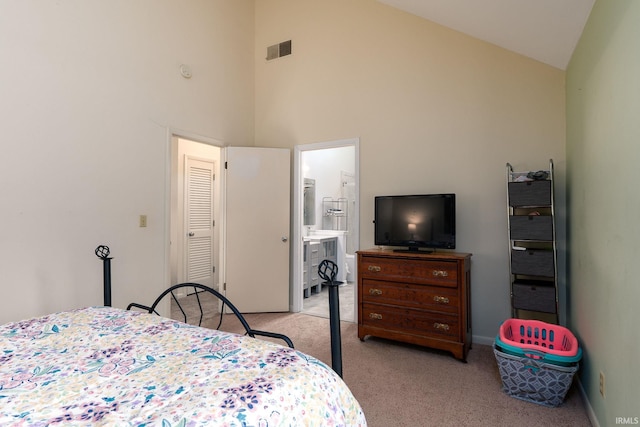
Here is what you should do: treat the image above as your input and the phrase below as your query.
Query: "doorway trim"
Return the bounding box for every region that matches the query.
[292,138,360,315]
[166,129,224,296]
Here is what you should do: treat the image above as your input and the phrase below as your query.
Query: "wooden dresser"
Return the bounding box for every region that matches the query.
[357,249,472,361]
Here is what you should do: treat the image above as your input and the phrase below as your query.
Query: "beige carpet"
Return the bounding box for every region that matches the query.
[170,293,591,427]
[227,312,591,427]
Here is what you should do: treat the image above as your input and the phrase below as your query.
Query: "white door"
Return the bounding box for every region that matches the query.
[224,147,290,312]
[185,157,215,288]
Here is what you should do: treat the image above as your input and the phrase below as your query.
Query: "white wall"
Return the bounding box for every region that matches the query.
[0,1,255,323]
[567,0,640,423]
[302,146,355,231]
[254,0,566,340]
[0,1,569,345]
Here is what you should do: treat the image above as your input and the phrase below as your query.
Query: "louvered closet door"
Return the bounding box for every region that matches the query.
[185,157,214,288]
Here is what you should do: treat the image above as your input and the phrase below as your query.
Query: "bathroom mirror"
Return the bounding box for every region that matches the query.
[303,178,315,226]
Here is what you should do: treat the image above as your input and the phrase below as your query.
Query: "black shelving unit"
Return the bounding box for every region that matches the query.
[506,160,558,323]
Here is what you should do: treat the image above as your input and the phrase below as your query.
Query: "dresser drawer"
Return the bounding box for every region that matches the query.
[356,249,472,361]
[359,256,458,287]
[361,279,459,314]
[361,303,460,340]
[309,242,320,258]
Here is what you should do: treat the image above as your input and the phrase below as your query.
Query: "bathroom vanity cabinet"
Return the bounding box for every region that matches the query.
[303,236,338,297]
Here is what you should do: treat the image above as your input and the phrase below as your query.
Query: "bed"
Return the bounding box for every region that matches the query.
[0,306,367,426]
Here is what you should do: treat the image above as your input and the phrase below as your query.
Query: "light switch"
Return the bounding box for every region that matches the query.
[139,215,147,227]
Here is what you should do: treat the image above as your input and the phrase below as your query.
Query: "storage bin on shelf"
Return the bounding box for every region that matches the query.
[511,280,557,313]
[494,319,582,407]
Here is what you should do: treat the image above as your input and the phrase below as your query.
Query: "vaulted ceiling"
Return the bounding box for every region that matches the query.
[378,0,595,70]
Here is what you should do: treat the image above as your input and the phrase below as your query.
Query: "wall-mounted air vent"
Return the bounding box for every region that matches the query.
[266,40,292,61]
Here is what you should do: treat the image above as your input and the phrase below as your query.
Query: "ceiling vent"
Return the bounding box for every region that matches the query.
[266,40,292,61]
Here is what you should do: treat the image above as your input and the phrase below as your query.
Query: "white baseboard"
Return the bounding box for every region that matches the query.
[577,378,600,427]
[473,334,495,346]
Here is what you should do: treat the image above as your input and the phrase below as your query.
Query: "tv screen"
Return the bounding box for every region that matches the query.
[374,194,456,252]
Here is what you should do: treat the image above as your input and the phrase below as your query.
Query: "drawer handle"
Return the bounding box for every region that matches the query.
[432,270,449,277]
[369,313,383,320]
[369,288,383,296]
[368,265,381,272]
[433,322,450,331]
[433,296,450,304]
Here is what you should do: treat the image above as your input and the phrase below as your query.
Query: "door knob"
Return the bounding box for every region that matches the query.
[188,232,195,237]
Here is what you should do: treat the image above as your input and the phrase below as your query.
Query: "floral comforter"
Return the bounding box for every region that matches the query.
[0,306,367,426]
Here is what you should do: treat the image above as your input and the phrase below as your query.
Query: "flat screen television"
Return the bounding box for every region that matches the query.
[374,193,456,252]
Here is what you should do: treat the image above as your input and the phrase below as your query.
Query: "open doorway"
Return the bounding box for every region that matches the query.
[169,136,292,313]
[169,135,222,292]
[292,138,359,322]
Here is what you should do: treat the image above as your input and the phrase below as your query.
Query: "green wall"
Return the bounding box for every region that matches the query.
[566,1,640,425]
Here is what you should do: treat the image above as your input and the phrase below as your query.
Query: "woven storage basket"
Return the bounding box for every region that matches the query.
[494,344,579,407]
